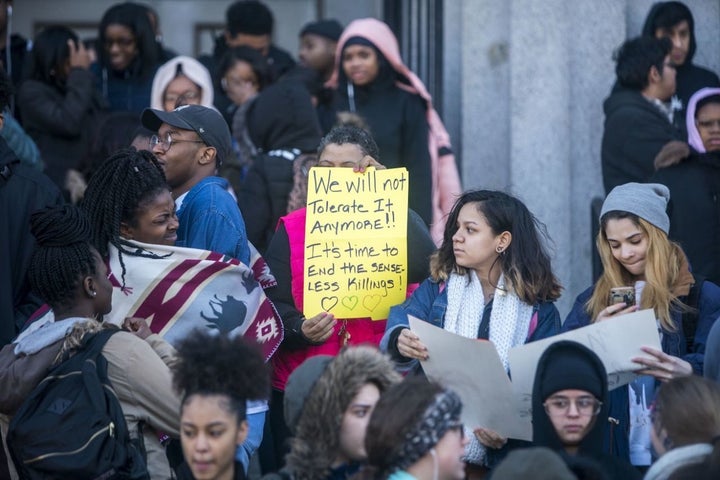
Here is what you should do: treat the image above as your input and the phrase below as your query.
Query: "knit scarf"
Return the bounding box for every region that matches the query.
[444,272,534,371]
[443,271,535,465]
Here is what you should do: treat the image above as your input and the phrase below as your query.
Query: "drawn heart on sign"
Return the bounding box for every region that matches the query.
[321,296,339,312]
[362,295,382,312]
[341,296,359,310]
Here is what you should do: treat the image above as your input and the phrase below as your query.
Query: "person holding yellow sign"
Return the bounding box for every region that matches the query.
[261,125,436,471]
[381,189,563,474]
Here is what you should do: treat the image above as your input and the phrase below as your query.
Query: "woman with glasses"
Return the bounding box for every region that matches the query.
[532,340,640,479]
[150,56,215,112]
[564,182,720,471]
[93,2,161,113]
[358,377,467,480]
[18,25,107,200]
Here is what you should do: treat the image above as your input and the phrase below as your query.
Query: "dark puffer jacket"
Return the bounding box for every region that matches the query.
[0,138,63,346]
[238,79,321,252]
[18,68,107,192]
[601,88,680,193]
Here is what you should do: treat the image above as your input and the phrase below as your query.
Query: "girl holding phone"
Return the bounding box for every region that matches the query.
[564,182,720,469]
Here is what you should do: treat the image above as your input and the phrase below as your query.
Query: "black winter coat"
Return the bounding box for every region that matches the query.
[651,151,720,285]
[601,88,680,194]
[0,138,63,346]
[18,68,107,191]
[333,51,432,225]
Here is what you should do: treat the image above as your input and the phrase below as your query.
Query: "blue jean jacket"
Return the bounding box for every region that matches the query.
[177,176,251,266]
[563,282,720,460]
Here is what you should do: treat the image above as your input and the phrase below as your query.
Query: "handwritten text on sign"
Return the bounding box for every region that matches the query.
[304,167,408,320]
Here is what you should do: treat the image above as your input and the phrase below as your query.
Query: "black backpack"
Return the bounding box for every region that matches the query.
[7,328,149,480]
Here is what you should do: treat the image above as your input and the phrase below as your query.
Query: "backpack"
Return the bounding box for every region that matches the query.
[7,328,149,480]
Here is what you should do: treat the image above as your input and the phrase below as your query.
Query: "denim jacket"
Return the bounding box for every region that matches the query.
[176,176,250,266]
[563,282,720,461]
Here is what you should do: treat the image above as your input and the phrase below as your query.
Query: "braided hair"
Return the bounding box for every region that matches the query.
[28,205,97,311]
[172,331,270,422]
[81,148,170,286]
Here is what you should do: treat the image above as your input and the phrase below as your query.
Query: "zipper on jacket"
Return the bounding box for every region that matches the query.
[347,83,356,112]
[25,422,114,464]
[607,416,620,455]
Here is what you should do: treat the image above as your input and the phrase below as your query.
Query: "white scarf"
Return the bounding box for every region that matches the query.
[444,271,535,465]
[444,272,534,370]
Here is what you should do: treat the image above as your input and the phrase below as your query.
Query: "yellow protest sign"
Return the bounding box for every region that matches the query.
[304,167,408,320]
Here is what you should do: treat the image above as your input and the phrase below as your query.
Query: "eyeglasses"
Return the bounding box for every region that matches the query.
[697,119,720,129]
[164,91,200,107]
[149,132,205,152]
[543,397,602,417]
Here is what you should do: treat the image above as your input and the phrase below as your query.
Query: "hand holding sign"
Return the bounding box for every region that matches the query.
[301,312,336,343]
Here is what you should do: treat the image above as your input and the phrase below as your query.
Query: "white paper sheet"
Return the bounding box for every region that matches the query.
[508,309,662,421]
[409,316,532,441]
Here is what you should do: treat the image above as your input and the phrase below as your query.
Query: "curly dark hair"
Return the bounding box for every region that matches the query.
[28,205,97,311]
[172,331,270,421]
[80,148,169,286]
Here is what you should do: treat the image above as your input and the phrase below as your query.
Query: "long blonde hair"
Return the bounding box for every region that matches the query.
[587,213,686,331]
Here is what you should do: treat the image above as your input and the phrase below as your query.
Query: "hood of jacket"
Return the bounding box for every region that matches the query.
[285,346,400,480]
[150,56,215,110]
[326,18,433,109]
[246,79,321,153]
[686,87,720,153]
[531,341,609,457]
[603,87,661,117]
[641,2,697,65]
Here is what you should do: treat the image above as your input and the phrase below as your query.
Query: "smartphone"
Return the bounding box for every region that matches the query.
[609,286,635,306]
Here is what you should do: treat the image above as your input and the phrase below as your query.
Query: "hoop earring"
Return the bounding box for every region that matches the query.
[496,246,504,254]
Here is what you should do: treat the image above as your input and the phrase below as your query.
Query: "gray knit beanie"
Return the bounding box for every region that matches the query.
[600,182,670,234]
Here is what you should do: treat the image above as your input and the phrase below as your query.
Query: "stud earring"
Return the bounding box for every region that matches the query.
[91,291,97,297]
[496,246,503,253]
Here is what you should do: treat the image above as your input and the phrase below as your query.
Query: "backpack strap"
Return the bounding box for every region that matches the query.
[682,275,705,352]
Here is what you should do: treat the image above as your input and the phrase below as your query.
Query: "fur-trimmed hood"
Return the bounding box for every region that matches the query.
[285,346,401,480]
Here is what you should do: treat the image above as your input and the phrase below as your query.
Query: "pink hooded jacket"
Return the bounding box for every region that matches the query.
[687,87,720,153]
[327,18,462,244]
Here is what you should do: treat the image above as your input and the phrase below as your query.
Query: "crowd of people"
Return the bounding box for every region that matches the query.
[0,0,719,479]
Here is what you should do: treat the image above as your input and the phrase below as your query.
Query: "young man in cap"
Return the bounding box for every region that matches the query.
[142,104,261,470]
[142,104,251,266]
[532,340,640,479]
